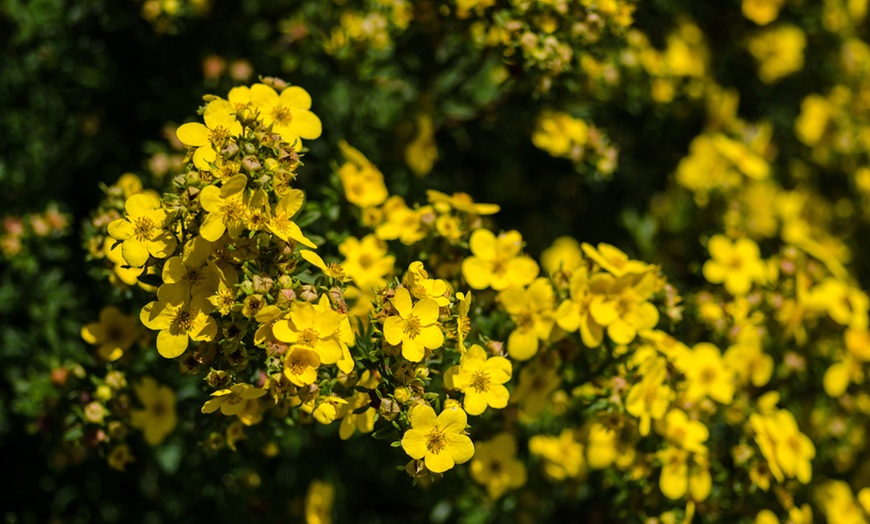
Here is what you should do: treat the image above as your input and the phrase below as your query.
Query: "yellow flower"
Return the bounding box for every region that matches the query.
[282,345,320,386]
[748,25,806,83]
[510,363,561,418]
[582,242,651,277]
[625,356,673,436]
[175,99,242,172]
[702,235,766,296]
[103,236,145,287]
[199,174,249,242]
[532,110,588,159]
[817,481,865,524]
[305,480,335,524]
[657,447,711,501]
[541,236,583,277]
[337,141,389,208]
[529,429,585,481]
[202,383,268,416]
[249,83,322,146]
[140,294,218,358]
[724,340,773,388]
[338,371,379,440]
[795,94,832,146]
[300,250,348,282]
[81,306,138,361]
[405,114,438,176]
[313,396,347,424]
[426,189,499,215]
[680,342,734,405]
[130,377,178,445]
[273,300,344,365]
[750,408,814,484]
[657,409,709,454]
[403,261,450,307]
[339,234,394,289]
[107,444,135,471]
[374,196,428,245]
[461,229,539,291]
[455,291,472,352]
[742,0,785,25]
[107,194,177,267]
[267,188,317,248]
[157,236,223,304]
[446,344,511,416]
[588,272,660,345]
[401,403,474,473]
[383,287,444,362]
[470,433,527,499]
[555,266,607,347]
[498,278,556,360]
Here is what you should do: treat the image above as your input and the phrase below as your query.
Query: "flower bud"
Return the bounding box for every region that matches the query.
[378,397,400,421]
[299,284,318,302]
[393,387,411,404]
[206,369,231,389]
[241,155,262,172]
[220,142,240,159]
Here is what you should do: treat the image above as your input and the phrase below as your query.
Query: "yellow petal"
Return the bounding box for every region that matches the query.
[157,329,188,358]
[176,122,210,147]
[292,110,322,140]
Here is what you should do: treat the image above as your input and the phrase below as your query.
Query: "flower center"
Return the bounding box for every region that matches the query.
[210,125,231,144]
[327,263,345,280]
[358,253,374,269]
[403,315,422,338]
[287,354,308,376]
[272,105,293,125]
[298,328,319,348]
[185,266,204,287]
[173,309,193,333]
[470,370,491,393]
[491,258,508,276]
[221,199,246,221]
[226,392,243,405]
[426,427,447,454]
[150,400,168,417]
[515,311,535,328]
[699,366,717,384]
[727,255,745,270]
[134,216,155,241]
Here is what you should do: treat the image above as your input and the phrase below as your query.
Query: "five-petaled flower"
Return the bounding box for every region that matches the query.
[401,403,474,474]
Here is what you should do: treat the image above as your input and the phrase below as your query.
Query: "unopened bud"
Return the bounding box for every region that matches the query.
[241,155,262,172]
[299,284,318,302]
[206,369,231,389]
[221,142,240,159]
[378,398,400,421]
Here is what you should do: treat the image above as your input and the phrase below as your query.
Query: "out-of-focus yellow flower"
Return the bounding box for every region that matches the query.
[305,480,335,524]
[470,433,527,499]
[81,306,138,361]
[742,0,785,25]
[532,110,588,159]
[748,25,806,83]
[130,377,178,445]
[405,114,438,177]
[498,278,556,360]
[702,235,766,296]
[529,429,585,481]
[337,141,389,209]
